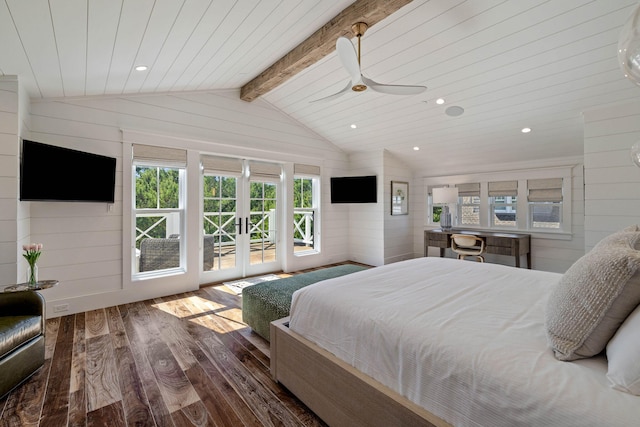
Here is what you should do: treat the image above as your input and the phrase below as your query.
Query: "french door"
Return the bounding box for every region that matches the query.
[202,158,281,281]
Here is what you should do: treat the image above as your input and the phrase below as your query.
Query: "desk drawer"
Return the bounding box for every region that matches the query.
[428,233,449,243]
[486,245,514,256]
[485,236,513,248]
[425,232,449,248]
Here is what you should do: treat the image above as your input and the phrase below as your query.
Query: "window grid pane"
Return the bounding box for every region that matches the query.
[134,165,183,274]
[530,203,561,229]
[294,177,317,253]
[491,196,517,227]
[459,196,480,225]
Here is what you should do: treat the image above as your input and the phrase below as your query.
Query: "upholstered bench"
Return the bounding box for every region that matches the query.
[242,264,368,341]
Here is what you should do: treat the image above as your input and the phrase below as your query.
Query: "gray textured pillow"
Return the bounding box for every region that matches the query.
[546,227,640,361]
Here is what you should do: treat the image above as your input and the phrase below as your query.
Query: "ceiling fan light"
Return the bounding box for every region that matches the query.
[618,3,640,86]
[631,141,640,167]
[352,84,367,92]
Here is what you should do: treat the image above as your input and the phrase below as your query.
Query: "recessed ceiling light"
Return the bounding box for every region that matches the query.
[413,146,420,151]
[521,127,531,133]
[350,124,357,129]
[436,98,445,105]
[135,65,148,71]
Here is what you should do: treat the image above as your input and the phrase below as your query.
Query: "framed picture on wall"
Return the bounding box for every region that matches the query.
[391,181,408,215]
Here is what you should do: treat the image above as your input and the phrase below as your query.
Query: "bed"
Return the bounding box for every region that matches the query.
[270,229,640,427]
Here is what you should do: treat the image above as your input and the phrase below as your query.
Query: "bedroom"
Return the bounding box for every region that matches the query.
[1,0,640,425]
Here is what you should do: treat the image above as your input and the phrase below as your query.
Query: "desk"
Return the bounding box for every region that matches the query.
[424,229,531,268]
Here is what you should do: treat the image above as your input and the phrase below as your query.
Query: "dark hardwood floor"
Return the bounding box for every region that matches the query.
[0,262,366,427]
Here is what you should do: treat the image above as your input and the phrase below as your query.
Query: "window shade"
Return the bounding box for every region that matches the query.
[427,185,446,196]
[294,163,320,176]
[249,161,281,179]
[133,144,187,167]
[456,182,480,197]
[528,178,563,202]
[489,180,518,197]
[201,155,243,174]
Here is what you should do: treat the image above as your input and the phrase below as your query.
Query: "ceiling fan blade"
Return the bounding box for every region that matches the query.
[336,36,361,84]
[362,76,426,95]
[309,80,352,103]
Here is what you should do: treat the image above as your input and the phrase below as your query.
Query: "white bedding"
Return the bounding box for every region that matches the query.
[289,257,640,427]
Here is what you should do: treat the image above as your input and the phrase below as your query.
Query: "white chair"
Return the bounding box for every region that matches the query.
[451,234,486,262]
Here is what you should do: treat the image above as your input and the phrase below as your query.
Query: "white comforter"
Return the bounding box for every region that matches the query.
[289,257,639,427]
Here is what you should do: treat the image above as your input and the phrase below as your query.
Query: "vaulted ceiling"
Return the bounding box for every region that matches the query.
[1,0,639,176]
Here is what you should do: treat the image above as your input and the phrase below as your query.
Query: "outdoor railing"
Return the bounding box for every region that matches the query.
[136,208,314,248]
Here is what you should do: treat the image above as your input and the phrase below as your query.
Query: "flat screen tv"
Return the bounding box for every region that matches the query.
[330,175,377,203]
[20,139,116,203]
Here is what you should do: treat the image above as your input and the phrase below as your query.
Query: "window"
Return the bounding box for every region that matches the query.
[456,183,480,226]
[133,145,186,275]
[248,161,281,265]
[201,155,243,272]
[427,186,444,224]
[293,164,320,254]
[489,181,518,228]
[528,178,562,229]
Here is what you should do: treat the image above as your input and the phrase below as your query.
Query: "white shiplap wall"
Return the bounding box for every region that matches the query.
[583,99,640,250]
[0,76,19,283]
[383,150,414,264]
[347,150,385,267]
[20,89,350,317]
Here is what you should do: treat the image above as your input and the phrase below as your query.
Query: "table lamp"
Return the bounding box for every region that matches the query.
[433,187,459,231]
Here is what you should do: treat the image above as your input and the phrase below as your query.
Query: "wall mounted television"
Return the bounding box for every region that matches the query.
[20,139,116,203]
[330,175,377,203]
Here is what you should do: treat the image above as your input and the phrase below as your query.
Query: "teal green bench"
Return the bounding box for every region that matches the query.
[242,264,368,341]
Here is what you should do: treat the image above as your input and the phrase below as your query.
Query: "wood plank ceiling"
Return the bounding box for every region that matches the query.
[1,0,639,176]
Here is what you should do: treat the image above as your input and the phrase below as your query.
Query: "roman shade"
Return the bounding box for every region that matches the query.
[456,183,480,197]
[201,155,243,175]
[249,161,281,179]
[427,185,447,196]
[132,144,187,167]
[489,180,518,197]
[294,163,321,176]
[528,178,563,202]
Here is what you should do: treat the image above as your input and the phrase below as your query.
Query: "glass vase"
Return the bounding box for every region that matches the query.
[27,264,38,288]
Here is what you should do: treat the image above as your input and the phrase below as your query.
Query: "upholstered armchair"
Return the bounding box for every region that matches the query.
[138,235,216,272]
[0,291,46,398]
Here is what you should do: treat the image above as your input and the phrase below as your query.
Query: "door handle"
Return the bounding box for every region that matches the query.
[245,217,250,235]
[236,218,242,235]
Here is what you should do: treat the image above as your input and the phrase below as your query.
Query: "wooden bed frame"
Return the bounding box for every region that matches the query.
[270,317,452,427]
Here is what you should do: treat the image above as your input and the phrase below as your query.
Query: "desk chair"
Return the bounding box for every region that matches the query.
[451,234,486,262]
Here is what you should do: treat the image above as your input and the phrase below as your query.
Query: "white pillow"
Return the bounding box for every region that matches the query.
[606,303,640,395]
[545,226,640,360]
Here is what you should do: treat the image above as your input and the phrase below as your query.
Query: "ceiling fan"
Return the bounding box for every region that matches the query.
[312,22,427,102]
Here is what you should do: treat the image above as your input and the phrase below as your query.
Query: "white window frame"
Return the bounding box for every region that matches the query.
[490,196,517,228]
[132,162,186,279]
[458,195,481,226]
[293,172,320,256]
[528,201,563,230]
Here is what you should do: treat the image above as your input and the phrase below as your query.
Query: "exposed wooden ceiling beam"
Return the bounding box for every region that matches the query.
[239,0,412,102]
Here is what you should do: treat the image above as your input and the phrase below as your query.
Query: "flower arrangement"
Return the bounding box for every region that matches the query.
[23,243,43,286]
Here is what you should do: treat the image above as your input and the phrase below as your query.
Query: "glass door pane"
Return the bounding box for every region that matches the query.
[203,175,238,271]
[249,181,277,265]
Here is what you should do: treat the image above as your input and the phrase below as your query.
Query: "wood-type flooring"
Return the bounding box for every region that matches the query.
[0,262,367,427]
